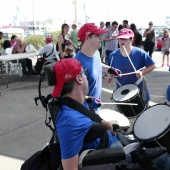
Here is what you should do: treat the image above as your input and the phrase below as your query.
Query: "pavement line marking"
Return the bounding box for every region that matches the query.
[150,95,165,98]
[102,88,165,98]
[0,155,24,170]
[102,88,113,93]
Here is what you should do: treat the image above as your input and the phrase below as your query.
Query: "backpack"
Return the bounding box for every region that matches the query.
[34,58,47,74]
[20,136,62,170]
[21,93,62,170]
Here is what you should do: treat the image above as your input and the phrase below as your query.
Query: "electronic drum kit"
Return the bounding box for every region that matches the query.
[99,46,170,155]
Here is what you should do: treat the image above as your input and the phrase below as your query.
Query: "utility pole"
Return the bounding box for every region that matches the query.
[32,0,35,34]
[74,0,77,25]
[83,4,87,23]
[73,0,77,25]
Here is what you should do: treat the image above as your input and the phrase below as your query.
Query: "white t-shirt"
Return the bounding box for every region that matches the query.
[39,42,59,60]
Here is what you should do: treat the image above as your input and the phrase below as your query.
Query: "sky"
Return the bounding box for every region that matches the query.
[0,0,170,29]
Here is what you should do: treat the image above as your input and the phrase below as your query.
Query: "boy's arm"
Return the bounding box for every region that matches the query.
[62,154,79,170]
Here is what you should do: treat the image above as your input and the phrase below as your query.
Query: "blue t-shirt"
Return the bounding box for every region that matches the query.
[106,47,155,102]
[75,51,102,100]
[56,102,117,159]
[166,85,170,101]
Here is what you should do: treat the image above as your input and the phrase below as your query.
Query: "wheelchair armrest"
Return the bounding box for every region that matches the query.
[82,147,126,166]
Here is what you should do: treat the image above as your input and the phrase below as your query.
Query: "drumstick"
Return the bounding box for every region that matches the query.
[122,46,137,72]
[102,102,138,106]
[110,56,113,67]
[120,68,143,76]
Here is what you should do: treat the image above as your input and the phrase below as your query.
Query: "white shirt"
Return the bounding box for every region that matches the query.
[39,42,59,60]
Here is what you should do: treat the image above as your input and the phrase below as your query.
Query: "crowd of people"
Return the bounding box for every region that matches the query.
[0,21,169,112]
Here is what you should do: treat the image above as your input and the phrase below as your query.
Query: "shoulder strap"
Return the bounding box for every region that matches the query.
[61,97,108,149]
[45,45,54,58]
[116,79,122,87]
[62,97,102,123]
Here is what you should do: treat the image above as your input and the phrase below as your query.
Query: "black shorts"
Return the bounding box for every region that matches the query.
[164,50,169,55]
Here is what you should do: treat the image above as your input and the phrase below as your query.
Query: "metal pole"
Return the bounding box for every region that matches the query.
[83,4,87,23]
[32,0,35,34]
[74,0,77,25]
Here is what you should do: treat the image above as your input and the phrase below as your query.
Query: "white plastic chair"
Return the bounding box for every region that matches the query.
[4,48,13,74]
[25,44,37,53]
[5,48,23,77]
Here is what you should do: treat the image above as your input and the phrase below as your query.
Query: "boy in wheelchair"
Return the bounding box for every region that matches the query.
[44,58,170,170]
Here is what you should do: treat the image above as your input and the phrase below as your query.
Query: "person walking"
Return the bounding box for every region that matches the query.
[98,21,105,58]
[143,21,156,58]
[130,23,142,47]
[123,20,130,28]
[103,21,119,63]
[70,24,80,54]
[161,29,170,67]
[56,23,74,59]
[101,21,111,63]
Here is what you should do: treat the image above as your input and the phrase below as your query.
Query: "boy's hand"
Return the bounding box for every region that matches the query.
[108,67,121,77]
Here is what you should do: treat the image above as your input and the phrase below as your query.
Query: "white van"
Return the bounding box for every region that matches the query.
[0,28,25,40]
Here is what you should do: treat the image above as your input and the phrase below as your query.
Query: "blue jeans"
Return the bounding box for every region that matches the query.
[110,139,170,170]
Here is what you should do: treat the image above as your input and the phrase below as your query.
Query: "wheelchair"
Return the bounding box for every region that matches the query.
[33,63,168,170]
[34,55,57,75]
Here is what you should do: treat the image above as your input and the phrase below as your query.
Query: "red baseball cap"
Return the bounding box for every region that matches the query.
[78,23,108,41]
[52,58,82,97]
[45,37,53,43]
[117,28,134,39]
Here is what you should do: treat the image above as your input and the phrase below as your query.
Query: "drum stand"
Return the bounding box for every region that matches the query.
[154,139,170,157]
[128,117,137,132]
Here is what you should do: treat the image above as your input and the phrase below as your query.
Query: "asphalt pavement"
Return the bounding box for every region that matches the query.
[0,50,169,170]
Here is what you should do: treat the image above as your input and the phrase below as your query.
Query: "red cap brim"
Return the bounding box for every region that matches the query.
[116,35,131,39]
[93,29,108,35]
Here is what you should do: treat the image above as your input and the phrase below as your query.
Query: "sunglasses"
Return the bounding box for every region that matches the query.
[79,68,88,76]
[149,23,153,25]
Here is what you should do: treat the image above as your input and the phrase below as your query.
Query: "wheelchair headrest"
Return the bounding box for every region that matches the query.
[43,63,56,86]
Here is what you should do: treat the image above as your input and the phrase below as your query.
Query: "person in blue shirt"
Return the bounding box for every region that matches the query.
[74,23,109,102]
[106,28,156,107]
[166,85,170,105]
[52,58,115,169]
[51,58,170,170]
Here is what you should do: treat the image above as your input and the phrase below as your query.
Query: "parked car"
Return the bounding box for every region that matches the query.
[155,36,163,50]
